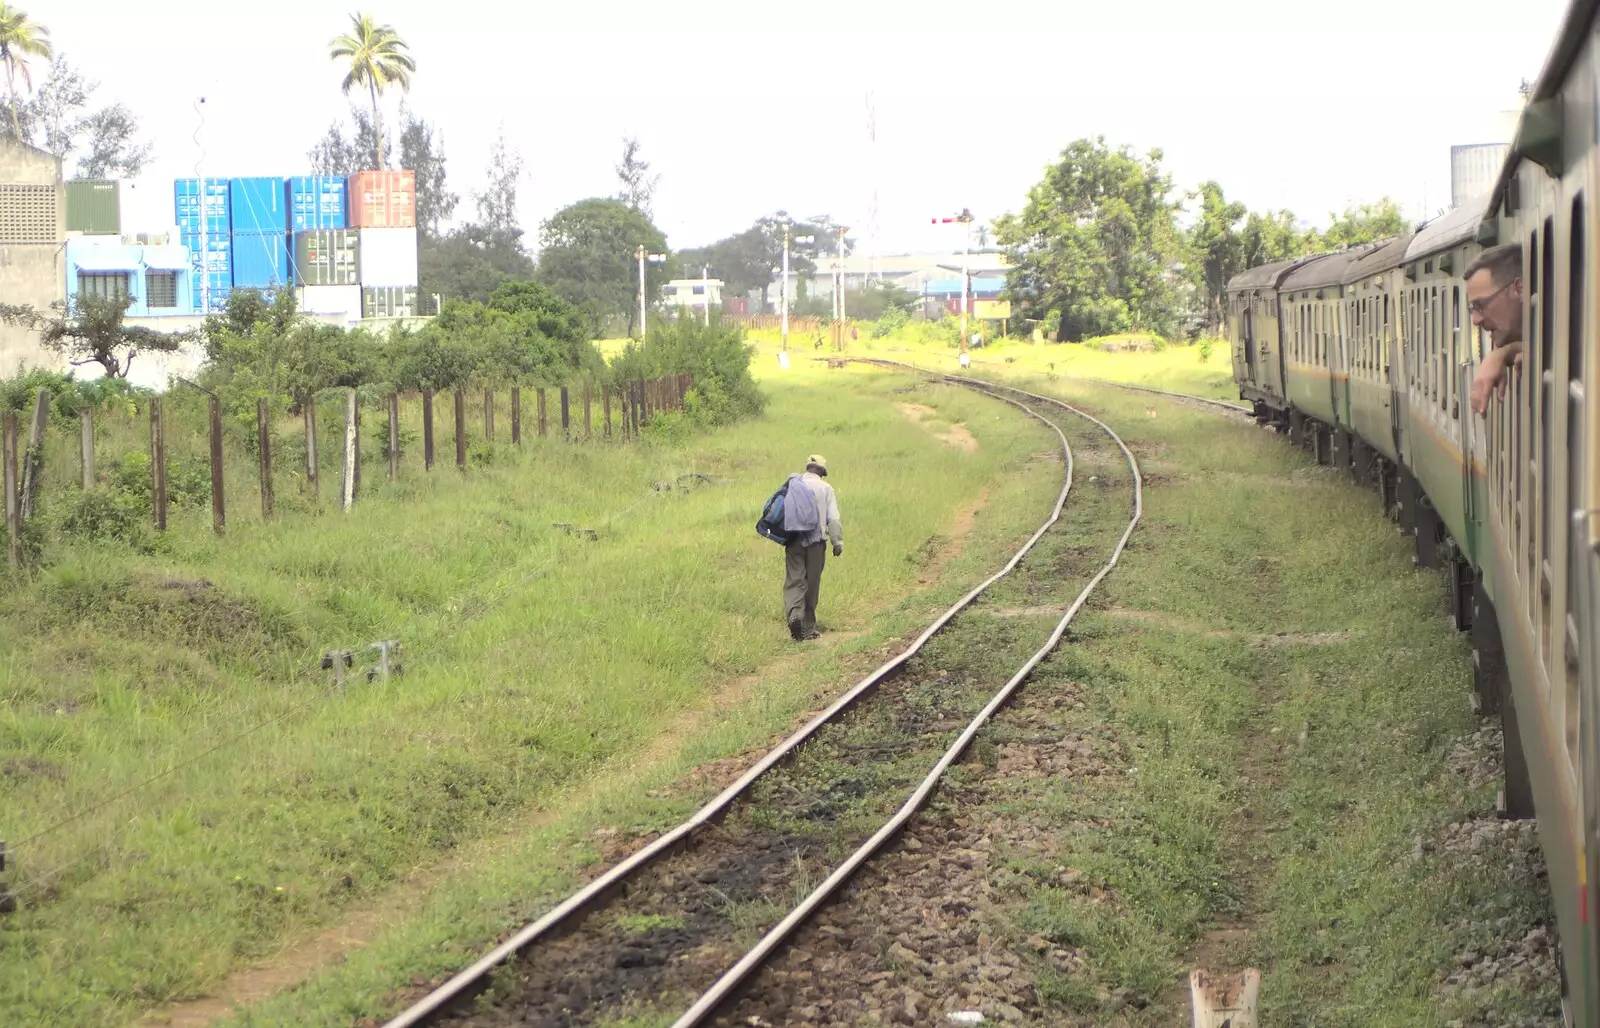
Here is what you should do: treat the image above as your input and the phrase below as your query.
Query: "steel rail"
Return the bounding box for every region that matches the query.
[381,367,1082,1027]
[669,367,1143,1027]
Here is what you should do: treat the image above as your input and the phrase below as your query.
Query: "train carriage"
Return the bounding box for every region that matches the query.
[1227,257,1319,415]
[1224,2,1600,1019]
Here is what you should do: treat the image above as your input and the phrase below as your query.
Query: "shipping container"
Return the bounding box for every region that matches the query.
[118,178,180,237]
[357,227,418,286]
[181,232,233,276]
[286,176,348,232]
[193,275,232,312]
[291,229,360,286]
[229,177,287,234]
[298,285,362,319]
[65,180,120,234]
[362,285,419,319]
[175,178,230,234]
[231,231,291,289]
[348,170,416,228]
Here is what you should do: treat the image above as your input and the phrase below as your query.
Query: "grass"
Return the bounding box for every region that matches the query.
[937,370,1558,1024]
[0,358,1051,1027]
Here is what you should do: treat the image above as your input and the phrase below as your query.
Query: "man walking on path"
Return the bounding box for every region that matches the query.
[782,455,843,641]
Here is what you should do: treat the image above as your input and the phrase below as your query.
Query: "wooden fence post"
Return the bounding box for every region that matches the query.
[454,388,467,468]
[257,398,274,520]
[423,389,435,471]
[537,388,548,437]
[19,388,49,520]
[387,393,400,480]
[79,409,94,490]
[603,387,612,439]
[583,380,592,440]
[304,396,320,503]
[207,395,225,535]
[484,387,495,442]
[3,412,19,567]
[341,389,358,511]
[511,387,522,445]
[560,386,570,438]
[151,398,167,531]
[352,393,361,499]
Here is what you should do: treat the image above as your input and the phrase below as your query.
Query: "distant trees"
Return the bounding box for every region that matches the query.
[0,295,185,379]
[615,136,659,219]
[677,213,844,313]
[537,197,668,337]
[0,53,153,177]
[0,2,50,139]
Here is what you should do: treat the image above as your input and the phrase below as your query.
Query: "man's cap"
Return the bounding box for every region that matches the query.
[806,454,828,476]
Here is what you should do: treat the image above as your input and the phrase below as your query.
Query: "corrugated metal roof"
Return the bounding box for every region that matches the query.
[1227,254,1326,292]
[924,277,1006,294]
[1280,245,1382,291]
[1405,200,1487,262]
[1340,232,1416,284]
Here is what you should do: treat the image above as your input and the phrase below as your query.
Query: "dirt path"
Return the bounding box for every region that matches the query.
[138,495,991,1028]
[900,402,981,453]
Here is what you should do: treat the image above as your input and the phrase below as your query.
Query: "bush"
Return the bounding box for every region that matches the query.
[611,315,764,427]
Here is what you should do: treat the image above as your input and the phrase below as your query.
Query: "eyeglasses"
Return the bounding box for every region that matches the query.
[1467,280,1514,314]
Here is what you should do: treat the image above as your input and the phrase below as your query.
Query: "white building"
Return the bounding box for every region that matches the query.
[1451,143,1511,209]
[799,250,1013,306]
[662,277,723,312]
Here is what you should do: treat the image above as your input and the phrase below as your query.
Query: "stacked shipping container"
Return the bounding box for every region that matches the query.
[349,170,419,318]
[163,172,419,317]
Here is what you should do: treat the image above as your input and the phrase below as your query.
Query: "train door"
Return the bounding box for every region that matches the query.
[1243,293,1258,387]
[1387,288,1408,459]
[1329,293,1347,425]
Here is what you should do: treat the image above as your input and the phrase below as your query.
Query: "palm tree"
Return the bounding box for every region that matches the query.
[328,12,414,171]
[0,4,51,141]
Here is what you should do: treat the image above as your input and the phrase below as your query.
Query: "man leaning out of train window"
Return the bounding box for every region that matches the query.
[1467,243,1525,415]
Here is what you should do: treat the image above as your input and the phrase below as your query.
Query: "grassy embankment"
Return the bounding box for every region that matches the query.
[0,358,1059,1027]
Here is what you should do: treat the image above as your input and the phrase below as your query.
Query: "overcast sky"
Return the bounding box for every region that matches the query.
[40,0,1571,256]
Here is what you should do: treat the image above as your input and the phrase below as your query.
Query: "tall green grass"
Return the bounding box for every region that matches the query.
[0,363,1050,1026]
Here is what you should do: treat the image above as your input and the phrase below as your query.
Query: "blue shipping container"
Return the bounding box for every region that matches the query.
[230,177,287,234]
[181,232,233,276]
[175,179,230,234]
[231,232,291,289]
[193,273,232,312]
[286,176,347,232]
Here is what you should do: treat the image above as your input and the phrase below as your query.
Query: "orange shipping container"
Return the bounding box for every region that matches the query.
[348,170,417,229]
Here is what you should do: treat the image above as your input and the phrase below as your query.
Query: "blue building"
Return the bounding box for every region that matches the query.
[65,239,195,317]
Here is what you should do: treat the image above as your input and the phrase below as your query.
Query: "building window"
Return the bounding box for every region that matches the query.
[692,285,705,295]
[146,271,178,309]
[78,273,129,301]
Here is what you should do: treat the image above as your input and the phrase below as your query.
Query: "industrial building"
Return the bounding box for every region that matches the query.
[662,277,724,313]
[793,249,1012,315]
[0,137,67,377]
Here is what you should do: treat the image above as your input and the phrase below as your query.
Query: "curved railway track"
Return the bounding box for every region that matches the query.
[381,369,1142,1028]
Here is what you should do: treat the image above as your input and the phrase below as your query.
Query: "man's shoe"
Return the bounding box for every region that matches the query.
[789,619,805,641]
[802,628,821,641]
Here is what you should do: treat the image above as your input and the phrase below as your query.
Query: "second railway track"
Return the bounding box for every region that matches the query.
[381,371,1142,1028]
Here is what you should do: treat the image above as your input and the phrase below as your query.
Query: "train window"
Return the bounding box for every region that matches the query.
[1565,194,1585,755]
[1569,196,1585,385]
[1384,294,1392,379]
[1539,219,1555,593]
[1433,285,1443,406]
[1451,285,1462,418]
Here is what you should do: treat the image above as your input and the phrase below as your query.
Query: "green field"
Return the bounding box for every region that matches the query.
[0,358,1052,1026]
[0,342,1557,1027]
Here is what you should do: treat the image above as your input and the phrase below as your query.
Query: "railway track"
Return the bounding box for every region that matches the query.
[380,371,1142,1028]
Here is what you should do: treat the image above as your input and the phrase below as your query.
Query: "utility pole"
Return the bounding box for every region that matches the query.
[836,225,850,350]
[780,219,815,353]
[702,263,711,327]
[636,245,666,340]
[934,209,975,352]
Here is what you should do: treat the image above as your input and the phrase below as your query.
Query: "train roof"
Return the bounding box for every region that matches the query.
[1279,244,1382,292]
[1226,254,1326,292]
[1342,232,1417,285]
[1488,0,1599,214]
[1404,202,1487,262]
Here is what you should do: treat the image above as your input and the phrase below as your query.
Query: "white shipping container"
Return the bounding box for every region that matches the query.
[118,178,182,238]
[298,285,363,319]
[357,227,419,287]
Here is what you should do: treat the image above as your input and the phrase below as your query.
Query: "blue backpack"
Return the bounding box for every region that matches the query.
[757,482,792,545]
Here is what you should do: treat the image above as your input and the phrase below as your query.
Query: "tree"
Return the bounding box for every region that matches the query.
[1187,181,1247,334]
[476,129,523,235]
[0,3,49,140]
[418,223,534,304]
[615,136,659,218]
[0,55,152,177]
[996,136,1184,341]
[537,197,668,336]
[0,295,185,379]
[681,213,837,312]
[73,103,151,177]
[1314,198,1408,250]
[307,105,389,176]
[328,12,414,171]
[400,108,456,238]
